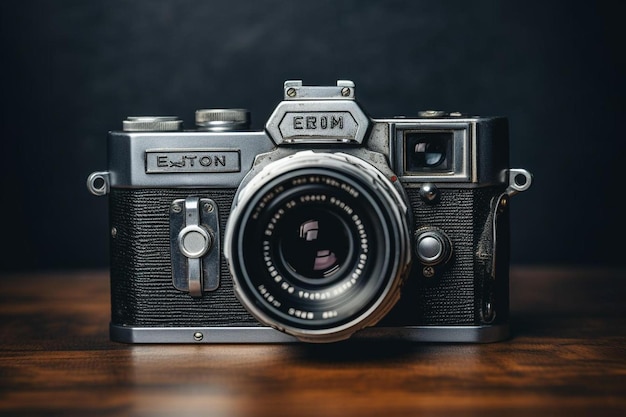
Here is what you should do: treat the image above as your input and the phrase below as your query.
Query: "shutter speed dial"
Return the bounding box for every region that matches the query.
[414,227,452,267]
[195,109,250,131]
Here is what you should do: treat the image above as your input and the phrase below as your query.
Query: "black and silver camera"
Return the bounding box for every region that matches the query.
[87,80,532,344]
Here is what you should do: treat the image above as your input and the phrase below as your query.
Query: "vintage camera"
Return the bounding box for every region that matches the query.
[87,80,532,344]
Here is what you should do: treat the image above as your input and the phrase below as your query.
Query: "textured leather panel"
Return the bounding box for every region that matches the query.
[382,186,508,326]
[109,186,508,328]
[109,188,260,327]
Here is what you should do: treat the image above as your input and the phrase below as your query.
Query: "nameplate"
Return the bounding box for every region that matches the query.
[278,112,358,142]
[145,149,241,173]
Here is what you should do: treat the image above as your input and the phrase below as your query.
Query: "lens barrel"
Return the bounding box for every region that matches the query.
[224,152,412,342]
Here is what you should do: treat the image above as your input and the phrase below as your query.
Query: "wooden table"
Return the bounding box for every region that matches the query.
[1,267,625,416]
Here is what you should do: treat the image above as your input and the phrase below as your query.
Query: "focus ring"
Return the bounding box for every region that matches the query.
[224,151,412,343]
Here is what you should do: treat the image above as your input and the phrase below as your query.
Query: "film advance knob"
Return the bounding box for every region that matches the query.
[195,108,250,131]
[122,116,183,132]
[415,228,452,266]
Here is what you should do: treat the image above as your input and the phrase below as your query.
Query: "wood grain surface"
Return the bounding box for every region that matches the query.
[1,267,625,417]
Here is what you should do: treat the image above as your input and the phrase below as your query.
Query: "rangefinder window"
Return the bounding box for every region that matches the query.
[393,123,471,183]
[404,131,454,173]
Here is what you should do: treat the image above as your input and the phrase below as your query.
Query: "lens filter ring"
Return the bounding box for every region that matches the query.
[224,151,412,342]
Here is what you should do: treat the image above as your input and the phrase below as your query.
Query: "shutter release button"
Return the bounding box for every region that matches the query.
[415,228,452,266]
[178,225,212,259]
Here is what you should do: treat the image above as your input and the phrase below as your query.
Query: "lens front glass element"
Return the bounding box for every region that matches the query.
[277,208,354,285]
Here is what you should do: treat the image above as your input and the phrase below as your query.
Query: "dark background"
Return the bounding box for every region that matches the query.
[1,1,624,272]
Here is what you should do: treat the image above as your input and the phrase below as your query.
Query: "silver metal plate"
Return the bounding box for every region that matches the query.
[110,324,510,344]
[146,149,241,173]
[170,197,220,296]
[266,100,370,145]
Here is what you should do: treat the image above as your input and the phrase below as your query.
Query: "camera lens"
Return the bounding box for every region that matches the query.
[224,152,412,342]
[405,132,453,172]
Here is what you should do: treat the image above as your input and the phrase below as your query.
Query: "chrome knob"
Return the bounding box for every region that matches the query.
[195,108,250,131]
[122,116,183,132]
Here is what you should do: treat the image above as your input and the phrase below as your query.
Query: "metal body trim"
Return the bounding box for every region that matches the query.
[110,323,510,344]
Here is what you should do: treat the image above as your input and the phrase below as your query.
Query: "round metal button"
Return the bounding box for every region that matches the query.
[414,228,452,267]
[178,225,212,258]
[417,235,443,262]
